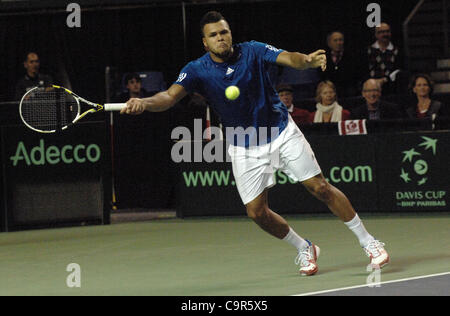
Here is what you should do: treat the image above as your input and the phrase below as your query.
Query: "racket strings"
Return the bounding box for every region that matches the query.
[21,88,79,131]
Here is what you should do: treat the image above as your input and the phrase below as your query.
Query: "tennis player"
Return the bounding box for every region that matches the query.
[121,11,389,275]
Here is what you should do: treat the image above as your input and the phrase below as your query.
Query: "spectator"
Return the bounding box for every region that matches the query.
[351,79,403,120]
[14,52,53,100]
[309,81,350,123]
[116,73,153,102]
[276,84,310,124]
[114,72,160,142]
[113,72,170,208]
[322,31,360,97]
[366,23,403,95]
[406,74,445,119]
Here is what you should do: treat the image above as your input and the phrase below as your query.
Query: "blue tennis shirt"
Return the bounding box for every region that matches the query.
[174,41,289,147]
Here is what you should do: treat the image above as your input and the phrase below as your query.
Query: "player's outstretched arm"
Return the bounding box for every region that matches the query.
[276,50,327,71]
[121,84,188,115]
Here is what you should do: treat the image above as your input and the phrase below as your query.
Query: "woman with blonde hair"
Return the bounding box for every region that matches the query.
[309,80,351,123]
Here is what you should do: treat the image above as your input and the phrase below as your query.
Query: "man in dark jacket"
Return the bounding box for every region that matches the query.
[15,52,53,100]
[322,31,361,97]
[351,79,404,120]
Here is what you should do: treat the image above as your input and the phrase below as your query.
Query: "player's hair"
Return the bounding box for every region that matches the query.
[200,11,227,36]
[315,81,337,103]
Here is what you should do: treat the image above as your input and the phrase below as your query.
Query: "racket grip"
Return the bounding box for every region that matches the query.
[104,103,127,111]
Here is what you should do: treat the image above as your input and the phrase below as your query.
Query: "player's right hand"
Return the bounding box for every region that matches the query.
[121,98,145,115]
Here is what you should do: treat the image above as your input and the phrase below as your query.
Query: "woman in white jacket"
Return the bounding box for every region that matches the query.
[309,80,351,123]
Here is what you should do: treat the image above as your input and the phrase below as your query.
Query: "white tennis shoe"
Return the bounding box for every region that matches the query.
[295,240,320,276]
[364,239,390,268]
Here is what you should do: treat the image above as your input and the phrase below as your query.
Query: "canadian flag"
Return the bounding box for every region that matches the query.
[338,119,368,136]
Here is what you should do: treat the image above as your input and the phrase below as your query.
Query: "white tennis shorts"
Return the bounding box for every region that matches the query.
[228,115,322,205]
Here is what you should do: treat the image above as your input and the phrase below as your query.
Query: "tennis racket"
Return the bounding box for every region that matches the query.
[19,85,127,133]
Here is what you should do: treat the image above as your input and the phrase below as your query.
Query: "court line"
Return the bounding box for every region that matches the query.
[293,271,450,296]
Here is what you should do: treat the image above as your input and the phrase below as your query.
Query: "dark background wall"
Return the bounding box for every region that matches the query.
[1,0,418,102]
[0,0,420,209]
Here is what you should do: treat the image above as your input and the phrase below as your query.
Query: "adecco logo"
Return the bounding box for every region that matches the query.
[10,139,101,167]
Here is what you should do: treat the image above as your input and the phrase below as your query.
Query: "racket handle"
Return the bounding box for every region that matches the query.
[104,103,127,111]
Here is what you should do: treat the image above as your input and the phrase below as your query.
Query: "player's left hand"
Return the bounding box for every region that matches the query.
[306,50,327,71]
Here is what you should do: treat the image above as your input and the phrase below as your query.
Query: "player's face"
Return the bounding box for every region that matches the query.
[202,20,233,60]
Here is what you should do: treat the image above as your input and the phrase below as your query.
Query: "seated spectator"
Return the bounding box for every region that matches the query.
[114,72,164,131]
[351,79,404,120]
[15,52,53,100]
[276,84,310,124]
[116,72,154,102]
[322,31,361,97]
[406,74,445,119]
[309,81,350,123]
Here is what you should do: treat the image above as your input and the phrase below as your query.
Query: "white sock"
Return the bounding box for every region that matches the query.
[283,227,309,251]
[344,214,374,247]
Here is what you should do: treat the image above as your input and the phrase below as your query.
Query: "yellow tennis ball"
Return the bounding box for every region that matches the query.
[225,86,240,100]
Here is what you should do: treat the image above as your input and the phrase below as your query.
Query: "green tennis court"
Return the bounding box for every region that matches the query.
[0,213,448,296]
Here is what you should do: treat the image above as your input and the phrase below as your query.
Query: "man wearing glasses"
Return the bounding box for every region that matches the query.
[366,23,403,95]
[351,79,404,120]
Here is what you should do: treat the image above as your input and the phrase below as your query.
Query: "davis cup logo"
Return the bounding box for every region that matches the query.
[400,136,437,186]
